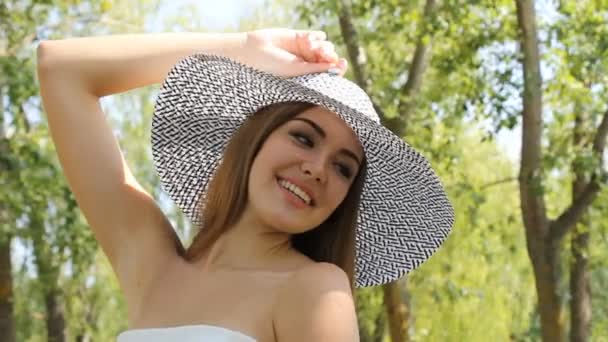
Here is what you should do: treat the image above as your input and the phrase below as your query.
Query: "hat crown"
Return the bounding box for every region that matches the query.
[289,73,381,124]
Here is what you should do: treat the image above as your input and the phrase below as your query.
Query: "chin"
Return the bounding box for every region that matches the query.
[264,211,318,234]
[249,202,319,234]
[247,179,326,233]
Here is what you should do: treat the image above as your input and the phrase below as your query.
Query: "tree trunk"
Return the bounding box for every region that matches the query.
[515,0,567,340]
[31,213,66,342]
[372,310,386,342]
[359,308,387,342]
[383,279,411,342]
[0,237,16,342]
[569,109,591,342]
[526,235,566,342]
[0,94,16,342]
[337,1,436,340]
[45,289,66,342]
[570,223,591,342]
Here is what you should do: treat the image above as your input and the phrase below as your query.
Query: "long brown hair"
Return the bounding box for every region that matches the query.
[184,101,367,289]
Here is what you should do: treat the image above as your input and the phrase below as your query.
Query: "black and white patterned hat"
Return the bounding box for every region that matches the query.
[152,53,454,287]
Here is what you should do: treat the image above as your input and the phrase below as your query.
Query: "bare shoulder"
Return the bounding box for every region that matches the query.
[288,262,352,291]
[273,262,359,342]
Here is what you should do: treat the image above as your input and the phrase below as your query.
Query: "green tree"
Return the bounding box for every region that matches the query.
[4,0,607,340]
[297,0,525,340]
[0,1,156,340]
[297,1,608,341]
[514,0,607,340]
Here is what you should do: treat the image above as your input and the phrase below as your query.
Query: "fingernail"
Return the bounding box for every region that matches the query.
[339,58,348,68]
[327,67,340,75]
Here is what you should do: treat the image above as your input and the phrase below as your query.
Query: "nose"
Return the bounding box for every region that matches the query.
[301,157,327,183]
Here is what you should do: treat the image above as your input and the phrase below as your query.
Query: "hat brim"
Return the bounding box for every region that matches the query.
[152,54,454,287]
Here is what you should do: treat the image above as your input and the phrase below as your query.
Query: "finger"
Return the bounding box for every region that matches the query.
[322,59,348,77]
[338,58,348,76]
[296,61,337,75]
[296,32,318,63]
[267,52,333,78]
[302,33,338,63]
[310,40,335,52]
[310,41,338,63]
[281,30,327,57]
[287,57,347,78]
[294,29,327,41]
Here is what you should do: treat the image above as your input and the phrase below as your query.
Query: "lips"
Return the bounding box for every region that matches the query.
[277,177,315,207]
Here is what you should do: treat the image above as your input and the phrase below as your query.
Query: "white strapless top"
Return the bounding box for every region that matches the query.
[117,324,257,342]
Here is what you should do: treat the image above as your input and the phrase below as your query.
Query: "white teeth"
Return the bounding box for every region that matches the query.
[278,179,312,205]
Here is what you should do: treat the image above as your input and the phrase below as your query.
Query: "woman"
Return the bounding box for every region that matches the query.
[37,28,454,341]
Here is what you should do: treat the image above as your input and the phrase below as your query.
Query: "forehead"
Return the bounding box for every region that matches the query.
[294,106,363,154]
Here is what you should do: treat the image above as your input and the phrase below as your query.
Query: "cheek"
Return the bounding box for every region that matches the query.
[247,140,289,207]
[248,153,273,195]
[325,179,352,211]
[249,140,277,177]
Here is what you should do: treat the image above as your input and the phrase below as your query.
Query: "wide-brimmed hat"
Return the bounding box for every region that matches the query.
[151,53,454,287]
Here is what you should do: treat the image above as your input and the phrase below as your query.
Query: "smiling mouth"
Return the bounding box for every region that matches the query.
[276,176,315,207]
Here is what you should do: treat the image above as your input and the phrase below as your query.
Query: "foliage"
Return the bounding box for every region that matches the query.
[407,124,536,341]
[1,0,158,340]
[1,0,607,340]
[295,0,607,340]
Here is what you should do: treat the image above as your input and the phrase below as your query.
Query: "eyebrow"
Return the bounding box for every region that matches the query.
[291,117,362,166]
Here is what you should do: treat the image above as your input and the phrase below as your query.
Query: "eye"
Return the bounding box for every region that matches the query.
[336,163,353,179]
[290,131,313,147]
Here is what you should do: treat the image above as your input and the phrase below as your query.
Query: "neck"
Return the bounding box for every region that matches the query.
[196,210,303,272]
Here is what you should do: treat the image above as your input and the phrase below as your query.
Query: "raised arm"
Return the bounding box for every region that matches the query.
[37,33,247,97]
[36,30,346,318]
[36,32,251,316]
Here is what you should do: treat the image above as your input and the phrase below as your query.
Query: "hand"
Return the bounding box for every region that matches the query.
[231,28,348,78]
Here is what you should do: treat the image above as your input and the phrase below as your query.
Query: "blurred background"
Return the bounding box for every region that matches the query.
[1,0,607,341]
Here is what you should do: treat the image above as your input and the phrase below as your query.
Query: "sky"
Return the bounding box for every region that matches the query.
[148,0,267,31]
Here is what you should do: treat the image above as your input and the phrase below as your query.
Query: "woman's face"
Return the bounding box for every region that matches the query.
[246,106,364,234]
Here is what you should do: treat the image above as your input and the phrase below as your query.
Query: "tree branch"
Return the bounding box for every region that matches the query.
[336,0,386,123]
[551,181,601,242]
[479,176,518,190]
[337,0,436,137]
[401,40,431,99]
[551,108,608,241]
[394,0,437,136]
[336,3,437,342]
[337,0,368,92]
[592,107,608,156]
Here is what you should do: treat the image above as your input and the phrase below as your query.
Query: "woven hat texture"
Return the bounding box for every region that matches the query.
[152,54,454,287]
